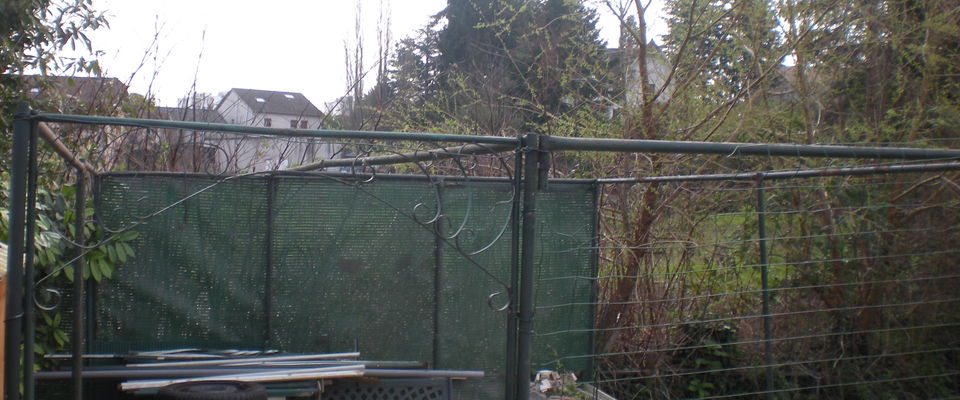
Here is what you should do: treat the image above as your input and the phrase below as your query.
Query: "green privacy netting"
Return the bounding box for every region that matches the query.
[93,172,596,397]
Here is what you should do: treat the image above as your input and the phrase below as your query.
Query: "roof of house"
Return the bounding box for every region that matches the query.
[155,106,227,123]
[222,88,323,118]
[605,40,668,65]
[24,75,128,108]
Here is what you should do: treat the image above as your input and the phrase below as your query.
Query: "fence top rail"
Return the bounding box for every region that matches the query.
[29,111,960,161]
[595,161,960,184]
[32,112,522,146]
[542,136,960,160]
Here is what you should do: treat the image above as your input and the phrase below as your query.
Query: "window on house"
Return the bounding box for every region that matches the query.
[290,120,298,128]
[299,120,308,129]
[264,118,272,127]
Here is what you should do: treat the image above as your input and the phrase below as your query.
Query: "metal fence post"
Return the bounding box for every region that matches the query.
[22,117,39,400]
[6,102,33,400]
[516,133,541,400]
[71,169,86,400]
[505,149,523,400]
[756,176,774,398]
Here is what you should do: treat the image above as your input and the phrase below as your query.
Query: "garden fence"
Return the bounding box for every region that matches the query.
[5,105,959,399]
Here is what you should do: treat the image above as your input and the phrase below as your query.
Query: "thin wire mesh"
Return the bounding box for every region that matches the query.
[541,162,960,399]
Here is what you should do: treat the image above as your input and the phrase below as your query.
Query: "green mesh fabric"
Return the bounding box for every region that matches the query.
[94,173,596,398]
[531,185,598,374]
[95,175,269,351]
[268,177,438,360]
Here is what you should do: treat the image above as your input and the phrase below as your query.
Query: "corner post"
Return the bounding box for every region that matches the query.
[71,168,86,400]
[22,114,39,400]
[5,102,33,400]
[505,148,523,400]
[516,133,543,400]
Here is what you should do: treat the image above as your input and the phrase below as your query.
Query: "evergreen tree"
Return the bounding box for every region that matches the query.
[425,0,609,132]
[436,0,529,72]
[524,0,610,122]
[663,0,780,101]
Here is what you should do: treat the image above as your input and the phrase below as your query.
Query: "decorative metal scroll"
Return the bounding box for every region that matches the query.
[92,138,521,309]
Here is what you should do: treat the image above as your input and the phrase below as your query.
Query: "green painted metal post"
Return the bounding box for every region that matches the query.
[516,134,541,400]
[71,169,86,400]
[505,150,523,400]
[757,177,774,399]
[23,120,39,400]
[6,102,32,400]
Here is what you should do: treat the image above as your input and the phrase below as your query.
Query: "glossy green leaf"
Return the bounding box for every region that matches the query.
[90,259,102,281]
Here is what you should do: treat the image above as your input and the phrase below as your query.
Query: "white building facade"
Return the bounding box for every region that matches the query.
[215,88,336,172]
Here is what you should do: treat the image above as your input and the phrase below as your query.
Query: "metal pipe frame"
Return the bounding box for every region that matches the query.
[33,113,520,145]
[28,113,960,162]
[757,178,774,399]
[11,108,960,400]
[37,123,96,174]
[290,143,515,171]
[36,112,960,161]
[98,161,960,185]
[71,169,86,400]
[22,121,39,400]
[504,150,522,400]
[515,133,541,400]
[6,103,33,400]
[597,162,960,184]
[542,136,960,160]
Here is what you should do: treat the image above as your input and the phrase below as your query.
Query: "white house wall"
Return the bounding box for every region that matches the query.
[624,49,673,106]
[214,95,335,172]
[217,91,256,125]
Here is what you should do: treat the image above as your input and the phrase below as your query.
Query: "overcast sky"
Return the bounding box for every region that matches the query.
[87,0,665,109]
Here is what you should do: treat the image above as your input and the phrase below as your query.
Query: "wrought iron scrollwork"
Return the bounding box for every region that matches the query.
[34,287,62,311]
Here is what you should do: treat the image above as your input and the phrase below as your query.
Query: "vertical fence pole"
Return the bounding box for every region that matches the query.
[516,134,541,400]
[756,176,774,398]
[71,169,86,400]
[5,102,33,400]
[22,118,39,400]
[505,150,523,400]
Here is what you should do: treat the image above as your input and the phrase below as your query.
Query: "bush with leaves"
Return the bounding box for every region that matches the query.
[1,171,137,367]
